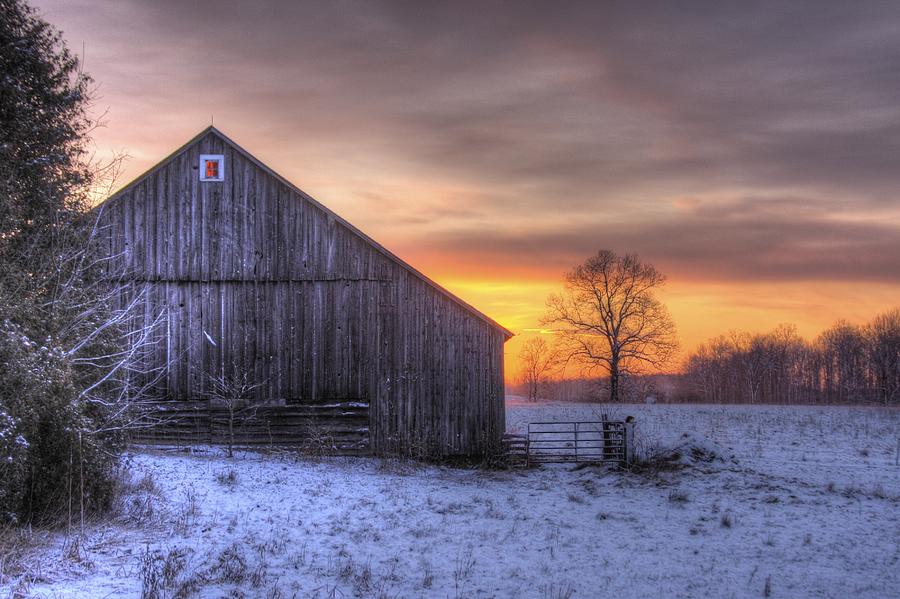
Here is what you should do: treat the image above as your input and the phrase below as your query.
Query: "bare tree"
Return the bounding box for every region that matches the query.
[544,250,678,403]
[728,331,771,404]
[518,337,560,402]
[817,321,868,403]
[866,308,900,406]
[205,370,265,457]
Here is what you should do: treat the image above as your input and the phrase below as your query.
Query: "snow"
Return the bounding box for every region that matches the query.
[507,400,900,493]
[8,402,900,598]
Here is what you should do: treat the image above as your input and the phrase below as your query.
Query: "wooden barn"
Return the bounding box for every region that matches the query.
[97,126,512,457]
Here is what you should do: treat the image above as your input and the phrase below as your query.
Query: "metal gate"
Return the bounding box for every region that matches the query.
[526,421,632,465]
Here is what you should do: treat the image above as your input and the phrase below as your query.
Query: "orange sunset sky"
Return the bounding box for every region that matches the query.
[36,1,900,382]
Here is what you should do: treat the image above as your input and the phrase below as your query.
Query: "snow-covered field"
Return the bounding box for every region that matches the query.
[6,402,900,599]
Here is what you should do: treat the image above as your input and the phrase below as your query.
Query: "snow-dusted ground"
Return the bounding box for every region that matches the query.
[508,400,900,495]
[8,402,900,599]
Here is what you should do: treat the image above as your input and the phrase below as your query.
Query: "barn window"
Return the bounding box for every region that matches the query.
[199,154,225,181]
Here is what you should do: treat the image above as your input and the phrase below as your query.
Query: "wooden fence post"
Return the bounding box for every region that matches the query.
[624,416,635,465]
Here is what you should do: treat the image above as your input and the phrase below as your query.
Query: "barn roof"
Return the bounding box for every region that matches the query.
[101,126,514,340]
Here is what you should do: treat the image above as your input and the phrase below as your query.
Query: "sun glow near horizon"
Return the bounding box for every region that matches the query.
[38,0,900,385]
[88,137,900,384]
[439,271,900,383]
[85,135,900,385]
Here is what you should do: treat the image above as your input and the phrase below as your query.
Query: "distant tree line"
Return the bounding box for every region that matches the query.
[681,310,900,405]
[513,309,900,406]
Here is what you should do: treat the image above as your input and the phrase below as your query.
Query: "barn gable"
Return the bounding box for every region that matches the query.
[97,127,509,456]
[101,126,512,338]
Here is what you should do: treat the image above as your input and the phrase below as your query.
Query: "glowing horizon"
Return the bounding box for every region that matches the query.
[37,0,900,383]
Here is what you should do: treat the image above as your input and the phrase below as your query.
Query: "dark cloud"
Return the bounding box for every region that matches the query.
[423,194,900,283]
[38,0,900,283]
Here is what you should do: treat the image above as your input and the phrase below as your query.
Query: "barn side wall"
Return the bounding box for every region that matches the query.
[98,131,505,456]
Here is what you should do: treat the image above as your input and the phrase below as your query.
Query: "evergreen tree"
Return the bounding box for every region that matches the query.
[0,0,127,524]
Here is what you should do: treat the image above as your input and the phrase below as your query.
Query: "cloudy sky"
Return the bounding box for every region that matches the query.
[37,0,900,377]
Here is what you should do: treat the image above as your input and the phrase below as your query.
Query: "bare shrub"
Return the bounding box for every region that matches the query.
[205,371,264,458]
[172,488,199,536]
[0,525,44,591]
[421,561,434,589]
[375,457,420,476]
[249,563,267,588]
[112,468,163,528]
[453,544,476,596]
[215,469,239,488]
[210,543,249,585]
[298,419,337,459]
[352,558,373,595]
[539,582,576,599]
[668,489,690,504]
[139,546,189,599]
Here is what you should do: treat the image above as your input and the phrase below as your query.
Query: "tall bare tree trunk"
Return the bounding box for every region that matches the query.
[609,354,620,403]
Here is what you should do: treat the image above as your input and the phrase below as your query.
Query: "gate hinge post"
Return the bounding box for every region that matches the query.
[624,417,635,465]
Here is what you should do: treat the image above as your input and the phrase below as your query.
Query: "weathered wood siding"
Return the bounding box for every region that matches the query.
[131,400,371,454]
[98,129,507,456]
